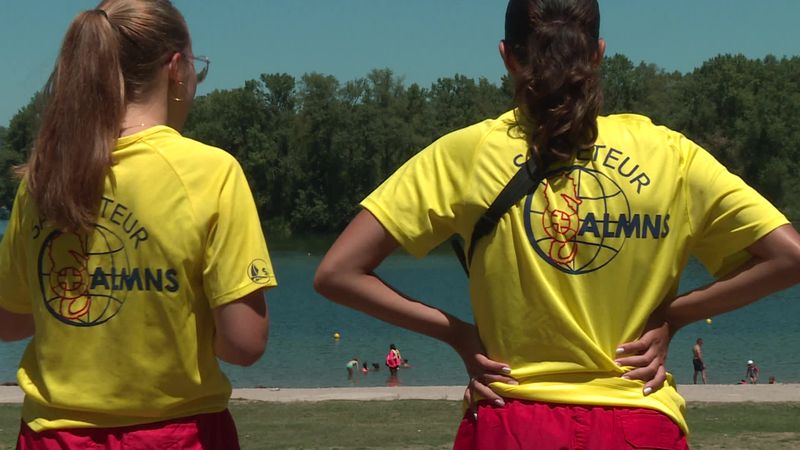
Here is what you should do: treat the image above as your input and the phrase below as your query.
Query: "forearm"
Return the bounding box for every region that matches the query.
[316,269,471,349]
[315,210,474,352]
[668,255,800,331]
[0,308,34,341]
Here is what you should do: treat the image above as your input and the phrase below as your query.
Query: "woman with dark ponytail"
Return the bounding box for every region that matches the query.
[0,1,275,448]
[316,0,800,447]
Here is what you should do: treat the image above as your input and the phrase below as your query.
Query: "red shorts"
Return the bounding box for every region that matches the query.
[17,409,239,450]
[453,399,688,450]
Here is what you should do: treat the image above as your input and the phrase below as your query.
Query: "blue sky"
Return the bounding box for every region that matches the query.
[1,0,799,127]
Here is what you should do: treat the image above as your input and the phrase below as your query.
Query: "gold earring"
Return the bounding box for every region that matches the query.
[171,81,185,103]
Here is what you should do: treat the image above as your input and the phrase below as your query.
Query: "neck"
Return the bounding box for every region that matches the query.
[120,94,169,137]
[119,104,167,137]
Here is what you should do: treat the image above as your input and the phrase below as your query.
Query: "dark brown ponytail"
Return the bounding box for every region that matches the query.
[505,0,602,165]
[21,0,189,233]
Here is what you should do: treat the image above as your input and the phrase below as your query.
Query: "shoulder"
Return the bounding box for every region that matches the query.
[433,110,520,153]
[132,127,240,169]
[134,129,250,212]
[12,179,31,206]
[387,110,519,182]
[598,113,707,167]
[149,132,246,188]
[165,133,241,169]
[598,114,681,143]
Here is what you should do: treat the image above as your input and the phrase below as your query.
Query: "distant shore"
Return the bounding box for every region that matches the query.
[1,384,798,404]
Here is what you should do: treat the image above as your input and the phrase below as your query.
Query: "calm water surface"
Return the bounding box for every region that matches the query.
[0,223,798,388]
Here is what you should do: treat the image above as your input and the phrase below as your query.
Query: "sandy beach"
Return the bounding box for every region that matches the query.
[0,384,797,404]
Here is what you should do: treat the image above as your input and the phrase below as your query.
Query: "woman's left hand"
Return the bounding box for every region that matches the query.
[615,320,670,396]
[451,321,517,416]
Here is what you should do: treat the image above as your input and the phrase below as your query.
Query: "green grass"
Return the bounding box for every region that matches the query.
[0,405,19,449]
[0,401,797,449]
[685,402,800,449]
[233,400,457,449]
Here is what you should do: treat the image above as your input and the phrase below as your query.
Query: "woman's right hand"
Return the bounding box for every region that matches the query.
[451,321,517,415]
[615,320,670,396]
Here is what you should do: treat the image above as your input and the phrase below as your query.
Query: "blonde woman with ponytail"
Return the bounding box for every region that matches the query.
[0,1,275,448]
[315,0,800,447]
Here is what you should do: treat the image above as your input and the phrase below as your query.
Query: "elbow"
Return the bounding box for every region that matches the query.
[0,327,15,341]
[0,332,18,342]
[766,224,800,284]
[775,247,800,285]
[0,311,34,341]
[215,326,268,367]
[788,248,800,277]
[226,356,260,368]
[233,348,265,367]
[220,340,266,367]
[239,337,267,367]
[0,331,32,342]
[314,263,356,307]
[313,262,337,300]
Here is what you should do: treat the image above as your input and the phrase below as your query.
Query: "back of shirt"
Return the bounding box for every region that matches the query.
[361,111,787,433]
[0,126,277,431]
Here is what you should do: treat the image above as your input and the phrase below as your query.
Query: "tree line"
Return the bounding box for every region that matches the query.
[1,53,799,235]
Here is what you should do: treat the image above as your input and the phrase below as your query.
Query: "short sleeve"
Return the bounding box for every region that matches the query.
[203,159,276,308]
[360,126,479,258]
[685,137,789,276]
[0,185,32,314]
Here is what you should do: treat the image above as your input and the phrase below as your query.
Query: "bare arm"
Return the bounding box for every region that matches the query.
[213,288,268,366]
[315,210,470,345]
[667,225,800,331]
[0,307,34,341]
[618,226,800,392]
[314,210,515,400]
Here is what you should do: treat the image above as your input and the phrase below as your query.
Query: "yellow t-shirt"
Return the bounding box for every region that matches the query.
[0,126,277,432]
[361,110,788,434]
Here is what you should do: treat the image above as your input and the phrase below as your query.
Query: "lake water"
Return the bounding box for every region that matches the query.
[0,222,798,388]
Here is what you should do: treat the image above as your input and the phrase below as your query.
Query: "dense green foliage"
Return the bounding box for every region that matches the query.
[2,53,800,234]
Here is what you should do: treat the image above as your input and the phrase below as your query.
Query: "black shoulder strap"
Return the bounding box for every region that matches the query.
[452,157,543,276]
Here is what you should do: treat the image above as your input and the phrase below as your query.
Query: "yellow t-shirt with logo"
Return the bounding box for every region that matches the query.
[0,126,277,432]
[361,110,787,434]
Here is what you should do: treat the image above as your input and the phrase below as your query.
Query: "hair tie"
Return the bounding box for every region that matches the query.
[94,9,109,20]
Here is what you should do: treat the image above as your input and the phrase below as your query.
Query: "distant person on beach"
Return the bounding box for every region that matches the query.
[693,338,708,384]
[746,360,760,384]
[315,0,800,447]
[768,376,776,384]
[385,344,402,375]
[372,363,381,371]
[361,362,370,374]
[401,358,412,368]
[0,1,274,448]
[346,357,360,379]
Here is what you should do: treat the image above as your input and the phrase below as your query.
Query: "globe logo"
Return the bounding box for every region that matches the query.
[524,166,631,274]
[38,224,130,326]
